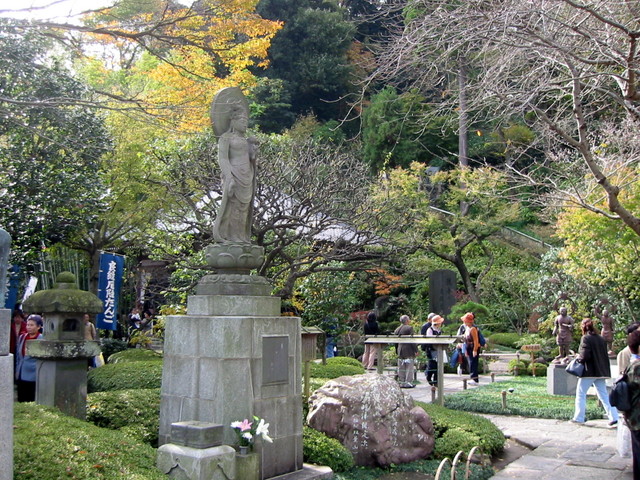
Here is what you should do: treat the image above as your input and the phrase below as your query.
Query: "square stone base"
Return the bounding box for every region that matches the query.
[547,363,578,395]
[160,309,303,479]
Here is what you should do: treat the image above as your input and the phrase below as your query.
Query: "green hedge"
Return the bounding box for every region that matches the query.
[14,403,166,480]
[418,402,505,458]
[88,361,163,392]
[108,348,163,364]
[488,333,520,349]
[507,359,529,376]
[87,388,161,446]
[528,362,547,377]
[325,356,362,367]
[309,361,365,379]
[303,426,354,472]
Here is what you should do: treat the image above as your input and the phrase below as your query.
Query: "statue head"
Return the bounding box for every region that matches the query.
[559,307,567,316]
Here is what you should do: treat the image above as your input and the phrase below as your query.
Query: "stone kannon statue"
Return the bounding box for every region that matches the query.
[210,87,258,245]
[0,228,10,305]
[552,306,575,364]
[599,310,615,356]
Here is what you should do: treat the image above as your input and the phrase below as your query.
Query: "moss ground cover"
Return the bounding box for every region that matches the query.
[443,376,603,420]
[14,403,166,480]
[87,388,161,446]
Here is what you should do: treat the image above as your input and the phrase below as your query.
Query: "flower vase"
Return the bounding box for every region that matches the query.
[239,445,250,455]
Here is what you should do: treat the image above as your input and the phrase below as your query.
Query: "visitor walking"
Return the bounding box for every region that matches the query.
[362,311,380,370]
[570,318,618,426]
[619,329,640,478]
[394,314,418,388]
[459,312,481,383]
[424,315,444,386]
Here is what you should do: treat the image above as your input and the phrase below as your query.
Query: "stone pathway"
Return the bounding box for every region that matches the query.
[405,372,634,480]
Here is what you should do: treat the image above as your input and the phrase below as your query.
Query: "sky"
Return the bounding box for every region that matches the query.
[4,0,192,21]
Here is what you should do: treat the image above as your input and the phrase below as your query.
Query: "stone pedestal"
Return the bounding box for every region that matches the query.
[0,309,12,480]
[157,444,236,480]
[159,275,303,479]
[547,363,578,395]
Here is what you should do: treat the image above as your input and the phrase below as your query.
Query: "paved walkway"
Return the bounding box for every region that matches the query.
[405,372,634,480]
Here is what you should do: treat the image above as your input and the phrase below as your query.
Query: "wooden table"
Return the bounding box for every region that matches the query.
[364,335,460,406]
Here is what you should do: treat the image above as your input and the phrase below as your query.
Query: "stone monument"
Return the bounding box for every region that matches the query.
[429,269,457,316]
[0,228,12,480]
[22,272,102,419]
[158,88,303,479]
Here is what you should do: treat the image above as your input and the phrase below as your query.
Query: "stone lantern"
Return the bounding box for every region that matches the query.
[22,272,102,419]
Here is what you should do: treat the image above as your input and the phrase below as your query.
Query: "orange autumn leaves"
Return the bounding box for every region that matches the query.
[84,0,282,132]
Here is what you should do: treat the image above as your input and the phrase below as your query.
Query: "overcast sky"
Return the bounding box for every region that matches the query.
[4,0,192,21]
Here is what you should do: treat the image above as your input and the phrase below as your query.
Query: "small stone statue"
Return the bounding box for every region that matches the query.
[552,306,575,364]
[600,310,615,357]
[210,87,257,245]
[0,228,10,305]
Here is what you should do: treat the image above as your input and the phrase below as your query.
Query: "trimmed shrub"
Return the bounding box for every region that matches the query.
[108,348,163,364]
[309,362,365,379]
[488,333,520,349]
[303,426,354,472]
[14,403,166,480]
[419,402,505,458]
[87,388,161,446]
[507,359,529,376]
[528,362,547,377]
[99,338,129,361]
[326,356,362,367]
[88,361,163,392]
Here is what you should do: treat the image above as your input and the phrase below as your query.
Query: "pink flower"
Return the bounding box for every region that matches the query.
[230,419,253,432]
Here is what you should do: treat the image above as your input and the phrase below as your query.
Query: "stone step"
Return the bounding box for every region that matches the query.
[268,464,333,480]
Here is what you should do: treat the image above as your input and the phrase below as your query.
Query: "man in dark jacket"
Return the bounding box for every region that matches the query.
[394,315,418,388]
[571,318,618,426]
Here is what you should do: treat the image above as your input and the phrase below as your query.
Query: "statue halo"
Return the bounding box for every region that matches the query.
[210,87,249,138]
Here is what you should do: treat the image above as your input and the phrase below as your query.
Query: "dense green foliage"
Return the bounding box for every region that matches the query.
[0,22,111,265]
[507,359,529,376]
[303,426,355,472]
[100,339,129,362]
[444,377,603,419]
[255,0,355,131]
[14,403,166,480]
[419,402,505,458]
[87,388,161,446]
[527,362,547,377]
[488,333,521,349]
[362,87,457,172]
[309,361,365,379]
[88,361,163,392]
[107,348,163,364]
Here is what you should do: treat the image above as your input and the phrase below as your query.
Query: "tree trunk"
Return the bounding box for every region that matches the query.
[458,60,469,168]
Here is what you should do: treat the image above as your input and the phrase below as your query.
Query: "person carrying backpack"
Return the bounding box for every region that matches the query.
[618,328,640,477]
[459,312,482,383]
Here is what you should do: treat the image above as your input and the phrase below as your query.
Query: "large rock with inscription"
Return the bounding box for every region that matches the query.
[307,374,434,467]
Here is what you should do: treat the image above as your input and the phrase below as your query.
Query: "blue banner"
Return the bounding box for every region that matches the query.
[4,264,20,310]
[96,252,125,330]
